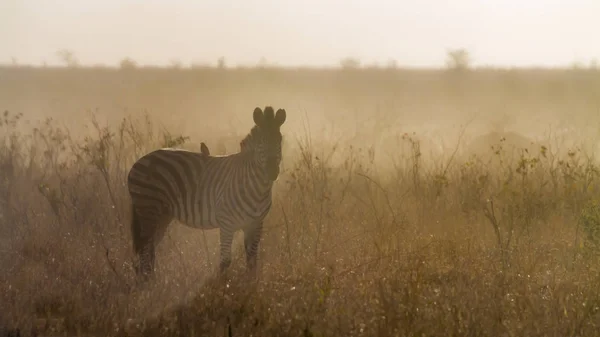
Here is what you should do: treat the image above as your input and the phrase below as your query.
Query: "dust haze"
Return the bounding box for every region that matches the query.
[2,1,600,336]
[1,66,599,165]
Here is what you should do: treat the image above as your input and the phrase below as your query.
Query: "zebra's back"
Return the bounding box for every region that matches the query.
[127,148,215,228]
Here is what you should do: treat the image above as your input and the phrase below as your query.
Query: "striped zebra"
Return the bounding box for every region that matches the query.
[127,106,286,279]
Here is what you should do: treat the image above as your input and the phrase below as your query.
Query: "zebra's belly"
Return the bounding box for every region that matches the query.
[226,203,272,228]
[174,200,272,230]
[172,207,219,230]
[233,212,267,227]
[177,217,220,230]
[175,214,262,231]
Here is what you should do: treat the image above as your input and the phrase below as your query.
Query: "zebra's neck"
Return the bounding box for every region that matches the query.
[234,151,274,192]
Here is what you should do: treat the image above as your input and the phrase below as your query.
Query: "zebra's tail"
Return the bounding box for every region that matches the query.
[131,205,144,255]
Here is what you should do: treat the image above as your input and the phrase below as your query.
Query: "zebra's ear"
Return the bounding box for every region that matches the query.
[275,109,286,126]
[253,107,264,126]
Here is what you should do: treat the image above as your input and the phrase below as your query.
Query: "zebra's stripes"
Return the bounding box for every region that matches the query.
[127,106,287,279]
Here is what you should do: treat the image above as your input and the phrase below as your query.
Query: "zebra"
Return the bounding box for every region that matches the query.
[200,142,210,156]
[127,106,287,279]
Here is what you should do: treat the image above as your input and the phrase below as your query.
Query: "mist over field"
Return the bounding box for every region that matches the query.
[3,65,599,161]
[2,64,600,336]
[3,1,600,336]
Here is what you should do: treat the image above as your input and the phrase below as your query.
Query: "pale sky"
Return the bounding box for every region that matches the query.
[1,0,599,68]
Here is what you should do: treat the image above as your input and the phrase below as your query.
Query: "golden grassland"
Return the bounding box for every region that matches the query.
[1,66,600,336]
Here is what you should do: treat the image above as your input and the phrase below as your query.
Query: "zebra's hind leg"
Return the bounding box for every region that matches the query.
[138,241,156,280]
[131,205,171,281]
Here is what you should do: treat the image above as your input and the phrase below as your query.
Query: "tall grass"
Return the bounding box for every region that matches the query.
[1,104,600,336]
[2,66,600,336]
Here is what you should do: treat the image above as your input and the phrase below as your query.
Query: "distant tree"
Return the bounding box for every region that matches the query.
[119,57,137,70]
[571,61,584,70]
[170,59,183,69]
[446,48,471,71]
[217,56,227,69]
[56,49,79,68]
[340,57,361,69]
[386,59,398,69]
[258,57,268,68]
[10,57,18,67]
[590,58,598,70]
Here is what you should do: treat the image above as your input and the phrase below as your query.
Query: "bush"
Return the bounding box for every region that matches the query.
[580,199,600,251]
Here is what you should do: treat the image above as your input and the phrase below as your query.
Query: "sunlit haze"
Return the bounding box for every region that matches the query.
[2,0,599,68]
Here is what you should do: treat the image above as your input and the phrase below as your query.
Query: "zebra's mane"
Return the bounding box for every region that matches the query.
[239,126,260,152]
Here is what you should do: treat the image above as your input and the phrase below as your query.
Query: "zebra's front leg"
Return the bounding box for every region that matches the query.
[218,227,234,274]
[243,222,263,277]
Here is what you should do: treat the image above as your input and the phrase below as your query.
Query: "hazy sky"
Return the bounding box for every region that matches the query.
[2,0,599,68]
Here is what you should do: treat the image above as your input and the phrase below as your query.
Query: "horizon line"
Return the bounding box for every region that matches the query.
[1,64,598,72]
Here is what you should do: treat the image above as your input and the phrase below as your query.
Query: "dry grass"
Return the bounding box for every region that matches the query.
[1,66,600,336]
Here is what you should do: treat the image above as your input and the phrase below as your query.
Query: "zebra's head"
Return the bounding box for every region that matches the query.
[245,106,286,181]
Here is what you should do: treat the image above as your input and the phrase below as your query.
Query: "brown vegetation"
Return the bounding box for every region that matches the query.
[1,66,600,336]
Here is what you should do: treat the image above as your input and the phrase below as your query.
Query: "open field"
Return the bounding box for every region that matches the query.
[2,66,600,336]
